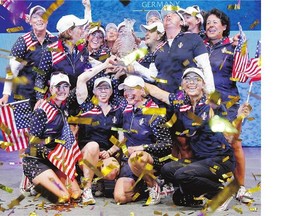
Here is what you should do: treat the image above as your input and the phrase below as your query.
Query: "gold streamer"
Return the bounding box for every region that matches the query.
[6,26,24,33]
[7,194,25,209]
[151,76,168,84]
[205,179,239,213]
[0,183,13,193]
[67,116,93,125]
[142,107,166,115]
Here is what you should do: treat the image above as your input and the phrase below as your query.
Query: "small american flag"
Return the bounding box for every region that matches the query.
[245,40,261,82]
[0,99,31,152]
[231,22,249,82]
[47,121,82,180]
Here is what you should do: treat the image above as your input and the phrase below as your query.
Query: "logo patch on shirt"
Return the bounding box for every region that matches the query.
[80,55,84,62]
[112,116,117,124]
[139,118,145,125]
[178,42,183,48]
[201,112,207,121]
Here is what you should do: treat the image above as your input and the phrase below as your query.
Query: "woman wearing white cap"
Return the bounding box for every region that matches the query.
[86,26,111,63]
[121,22,165,83]
[22,72,82,204]
[144,67,251,210]
[0,5,57,108]
[112,75,173,205]
[178,5,206,38]
[35,14,89,116]
[74,56,121,204]
[0,5,58,195]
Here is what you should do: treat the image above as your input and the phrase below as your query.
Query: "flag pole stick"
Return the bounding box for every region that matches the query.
[242,82,253,123]
[246,82,253,103]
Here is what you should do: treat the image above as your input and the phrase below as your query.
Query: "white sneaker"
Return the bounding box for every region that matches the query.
[82,188,96,205]
[146,183,161,205]
[160,183,174,198]
[236,186,253,203]
[216,196,233,211]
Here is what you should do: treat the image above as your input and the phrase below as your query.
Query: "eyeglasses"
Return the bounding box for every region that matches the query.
[183,76,202,84]
[95,86,111,91]
[53,83,70,91]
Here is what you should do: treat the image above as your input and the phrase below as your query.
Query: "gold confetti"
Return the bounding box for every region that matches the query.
[207,91,222,106]
[132,192,140,201]
[13,94,26,100]
[187,111,203,126]
[250,20,259,29]
[164,113,177,128]
[206,179,239,212]
[67,116,93,125]
[159,154,178,162]
[142,107,166,115]
[47,47,62,52]
[121,47,148,66]
[42,0,64,21]
[91,95,99,105]
[109,135,129,156]
[222,156,230,162]
[0,183,13,193]
[151,76,168,84]
[225,95,240,109]
[98,53,110,61]
[249,207,258,212]
[32,66,45,75]
[182,59,190,67]
[162,5,180,11]
[6,26,24,33]
[175,129,189,136]
[7,194,25,209]
[0,122,11,135]
[154,210,162,215]
[232,206,243,214]
[34,86,48,94]
[55,139,66,145]
[227,4,240,10]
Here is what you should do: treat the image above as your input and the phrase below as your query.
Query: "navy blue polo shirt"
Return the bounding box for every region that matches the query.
[10,31,57,107]
[169,92,234,160]
[78,103,123,150]
[155,32,208,93]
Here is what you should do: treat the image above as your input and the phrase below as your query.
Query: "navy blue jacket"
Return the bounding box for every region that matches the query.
[10,31,57,107]
[169,92,235,161]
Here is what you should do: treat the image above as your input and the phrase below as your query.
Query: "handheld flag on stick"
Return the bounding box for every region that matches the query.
[231,22,249,82]
[245,40,261,103]
[0,99,31,152]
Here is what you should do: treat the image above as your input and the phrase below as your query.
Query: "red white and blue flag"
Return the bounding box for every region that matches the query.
[0,99,31,152]
[47,118,82,181]
[245,40,261,84]
[231,22,249,82]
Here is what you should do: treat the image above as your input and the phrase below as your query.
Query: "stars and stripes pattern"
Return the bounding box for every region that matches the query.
[47,121,82,180]
[231,22,249,82]
[0,99,31,152]
[245,40,261,83]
